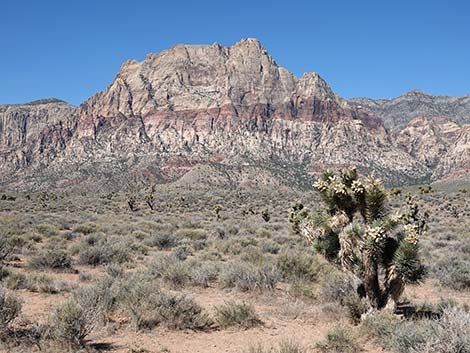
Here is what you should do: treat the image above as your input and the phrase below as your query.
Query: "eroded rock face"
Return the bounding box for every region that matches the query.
[0,39,467,190]
[0,99,77,178]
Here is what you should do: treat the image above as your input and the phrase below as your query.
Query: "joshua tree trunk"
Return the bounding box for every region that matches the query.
[363,253,384,309]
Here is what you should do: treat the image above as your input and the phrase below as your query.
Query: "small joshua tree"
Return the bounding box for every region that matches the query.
[261,209,270,222]
[213,205,223,221]
[145,185,156,211]
[289,168,427,310]
[127,194,137,212]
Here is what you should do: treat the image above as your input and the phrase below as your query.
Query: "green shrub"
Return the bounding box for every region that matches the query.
[147,233,178,249]
[433,257,470,290]
[150,254,190,288]
[315,327,360,353]
[118,274,161,330]
[73,223,97,235]
[220,263,279,291]
[215,301,261,329]
[36,223,59,237]
[153,292,213,330]
[189,262,219,288]
[277,251,325,281]
[118,274,212,331]
[73,277,118,324]
[48,298,97,347]
[0,286,22,331]
[29,249,72,270]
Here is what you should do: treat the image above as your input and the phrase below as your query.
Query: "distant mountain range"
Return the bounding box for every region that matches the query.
[1,38,469,191]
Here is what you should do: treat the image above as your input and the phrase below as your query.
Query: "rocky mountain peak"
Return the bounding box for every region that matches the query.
[1,39,469,190]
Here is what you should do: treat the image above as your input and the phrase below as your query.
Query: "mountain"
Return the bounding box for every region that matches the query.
[0,39,468,191]
[349,92,470,180]
[349,90,470,131]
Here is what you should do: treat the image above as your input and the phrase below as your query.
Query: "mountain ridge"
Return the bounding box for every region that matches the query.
[0,38,468,191]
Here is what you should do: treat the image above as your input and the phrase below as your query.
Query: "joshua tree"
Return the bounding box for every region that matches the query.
[261,209,270,222]
[289,168,427,310]
[127,194,137,212]
[213,204,222,221]
[145,185,156,211]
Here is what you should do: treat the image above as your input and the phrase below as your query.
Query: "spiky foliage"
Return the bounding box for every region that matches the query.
[290,168,427,310]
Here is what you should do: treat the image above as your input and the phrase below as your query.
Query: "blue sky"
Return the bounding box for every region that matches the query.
[2,0,469,105]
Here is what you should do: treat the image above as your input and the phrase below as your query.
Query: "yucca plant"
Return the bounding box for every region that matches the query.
[289,168,427,310]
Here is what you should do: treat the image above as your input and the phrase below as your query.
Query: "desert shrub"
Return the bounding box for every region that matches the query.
[319,271,356,303]
[146,233,178,249]
[74,277,118,324]
[36,223,59,237]
[342,294,368,325]
[29,249,72,270]
[361,309,470,353]
[3,270,28,290]
[426,307,470,353]
[433,257,470,290]
[171,245,191,261]
[215,301,261,329]
[118,273,161,330]
[277,251,325,281]
[78,241,131,266]
[73,223,97,235]
[150,253,190,288]
[118,273,212,331]
[153,292,213,330]
[240,246,265,265]
[189,262,219,287]
[0,286,22,331]
[248,340,305,353]
[105,263,124,278]
[261,240,281,254]
[288,282,316,300]
[162,261,190,288]
[315,327,360,353]
[48,298,97,347]
[220,262,279,291]
[79,245,112,265]
[177,228,207,241]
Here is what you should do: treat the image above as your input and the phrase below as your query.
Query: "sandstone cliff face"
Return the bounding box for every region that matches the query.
[0,99,77,178]
[433,125,470,179]
[0,39,467,190]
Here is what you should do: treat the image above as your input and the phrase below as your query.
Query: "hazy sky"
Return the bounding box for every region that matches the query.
[2,0,469,105]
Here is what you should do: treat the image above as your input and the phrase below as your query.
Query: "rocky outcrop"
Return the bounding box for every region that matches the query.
[433,125,470,179]
[0,39,467,190]
[0,99,77,178]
